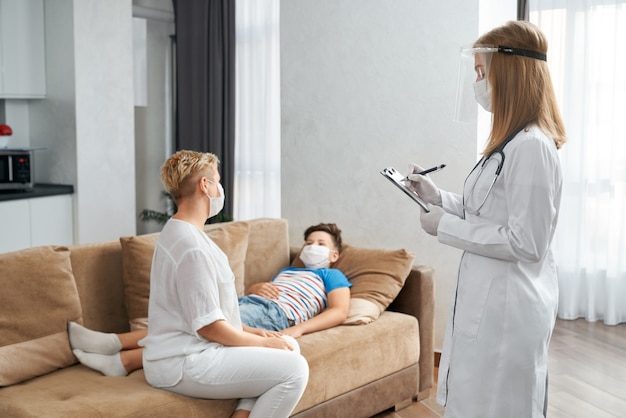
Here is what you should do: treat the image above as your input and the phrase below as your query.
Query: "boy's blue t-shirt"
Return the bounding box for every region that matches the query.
[270,266,351,323]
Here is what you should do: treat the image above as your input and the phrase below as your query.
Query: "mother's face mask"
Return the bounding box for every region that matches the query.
[206,181,225,218]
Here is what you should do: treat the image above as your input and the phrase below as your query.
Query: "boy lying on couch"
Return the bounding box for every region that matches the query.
[69,222,352,377]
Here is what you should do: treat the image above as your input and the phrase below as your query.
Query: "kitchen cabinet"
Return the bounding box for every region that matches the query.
[0,199,30,253]
[0,0,46,98]
[0,194,73,253]
[29,194,73,247]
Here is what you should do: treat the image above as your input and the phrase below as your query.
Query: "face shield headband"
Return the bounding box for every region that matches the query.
[453,45,547,124]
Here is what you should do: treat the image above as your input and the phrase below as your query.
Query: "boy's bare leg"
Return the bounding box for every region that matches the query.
[119,347,144,373]
[118,329,148,350]
[231,410,250,418]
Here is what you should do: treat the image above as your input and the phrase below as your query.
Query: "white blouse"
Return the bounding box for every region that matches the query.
[140,219,241,388]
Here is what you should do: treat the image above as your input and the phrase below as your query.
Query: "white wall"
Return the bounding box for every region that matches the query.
[29,0,76,186]
[73,0,136,243]
[281,1,512,354]
[132,0,175,235]
[29,0,136,244]
[281,0,479,350]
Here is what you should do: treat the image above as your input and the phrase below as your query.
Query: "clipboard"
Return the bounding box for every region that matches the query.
[380,167,430,212]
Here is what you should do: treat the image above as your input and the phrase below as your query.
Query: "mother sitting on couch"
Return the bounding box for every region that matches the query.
[69,222,352,377]
[131,150,309,418]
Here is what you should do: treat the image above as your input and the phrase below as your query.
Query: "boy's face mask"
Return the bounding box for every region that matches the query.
[299,244,331,269]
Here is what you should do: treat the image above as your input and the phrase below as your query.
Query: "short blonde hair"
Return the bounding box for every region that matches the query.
[160,150,220,202]
[475,21,567,155]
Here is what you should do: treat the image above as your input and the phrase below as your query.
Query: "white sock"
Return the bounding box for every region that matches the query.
[68,321,122,355]
[72,349,128,377]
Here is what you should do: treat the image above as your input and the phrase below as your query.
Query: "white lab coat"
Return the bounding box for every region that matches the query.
[436,125,561,418]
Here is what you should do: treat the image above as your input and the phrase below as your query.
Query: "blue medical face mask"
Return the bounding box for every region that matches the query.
[299,244,331,269]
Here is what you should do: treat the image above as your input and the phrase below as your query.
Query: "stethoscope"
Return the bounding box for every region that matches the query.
[463,125,526,216]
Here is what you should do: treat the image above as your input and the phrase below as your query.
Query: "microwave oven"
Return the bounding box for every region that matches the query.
[0,149,34,190]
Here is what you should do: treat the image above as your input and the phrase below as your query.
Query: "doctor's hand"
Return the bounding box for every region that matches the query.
[420,205,445,236]
[406,163,442,206]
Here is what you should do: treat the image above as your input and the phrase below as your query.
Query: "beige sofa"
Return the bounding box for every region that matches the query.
[0,218,434,417]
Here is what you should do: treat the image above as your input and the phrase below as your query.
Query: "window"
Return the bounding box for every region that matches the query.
[530,0,626,324]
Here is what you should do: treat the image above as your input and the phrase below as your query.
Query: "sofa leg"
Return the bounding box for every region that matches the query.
[393,398,414,411]
[416,389,431,401]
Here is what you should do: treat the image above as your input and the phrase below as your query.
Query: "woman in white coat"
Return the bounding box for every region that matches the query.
[407,21,567,417]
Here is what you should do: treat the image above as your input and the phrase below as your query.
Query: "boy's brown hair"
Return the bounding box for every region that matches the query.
[303,223,343,253]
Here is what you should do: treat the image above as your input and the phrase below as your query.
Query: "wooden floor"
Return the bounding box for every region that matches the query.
[373,318,626,418]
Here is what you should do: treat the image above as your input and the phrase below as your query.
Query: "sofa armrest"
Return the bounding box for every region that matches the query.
[388,265,435,398]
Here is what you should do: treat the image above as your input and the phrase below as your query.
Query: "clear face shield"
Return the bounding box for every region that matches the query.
[453,45,548,123]
[453,46,497,124]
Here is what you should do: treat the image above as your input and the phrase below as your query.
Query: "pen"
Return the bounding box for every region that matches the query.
[403,164,446,181]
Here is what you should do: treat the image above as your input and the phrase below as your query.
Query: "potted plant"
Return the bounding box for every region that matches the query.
[139,191,232,225]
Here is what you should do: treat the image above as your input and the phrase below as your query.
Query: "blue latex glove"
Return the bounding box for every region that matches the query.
[420,204,445,236]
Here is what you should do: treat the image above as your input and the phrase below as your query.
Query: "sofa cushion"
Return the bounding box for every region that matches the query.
[205,222,250,296]
[120,221,250,329]
[119,234,158,330]
[293,244,414,324]
[293,311,419,414]
[201,222,250,296]
[0,312,419,417]
[240,218,291,287]
[70,241,128,333]
[342,297,382,325]
[0,246,82,386]
[0,365,238,417]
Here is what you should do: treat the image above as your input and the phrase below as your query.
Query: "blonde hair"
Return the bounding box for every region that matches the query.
[475,20,567,155]
[160,150,220,202]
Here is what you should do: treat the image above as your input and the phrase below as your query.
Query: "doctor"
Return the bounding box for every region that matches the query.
[407,21,567,417]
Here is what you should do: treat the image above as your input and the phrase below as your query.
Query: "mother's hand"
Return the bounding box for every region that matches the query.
[263,335,294,351]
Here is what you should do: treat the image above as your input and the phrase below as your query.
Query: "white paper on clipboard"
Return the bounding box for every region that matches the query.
[380,167,430,212]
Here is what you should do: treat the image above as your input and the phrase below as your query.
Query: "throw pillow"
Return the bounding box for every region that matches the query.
[202,222,250,296]
[293,244,414,324]
[0,246,82,386]
[119,234,158,329]
[120,221,249,330]
[343,297,382,325]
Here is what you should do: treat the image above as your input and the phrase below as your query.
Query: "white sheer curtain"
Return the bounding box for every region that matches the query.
[234,0,281,220]
[530,0,626,325]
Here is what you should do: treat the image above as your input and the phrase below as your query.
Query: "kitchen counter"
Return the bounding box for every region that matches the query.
[0,183,74,202]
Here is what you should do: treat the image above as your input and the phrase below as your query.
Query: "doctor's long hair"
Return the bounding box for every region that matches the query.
[476,20,567,156]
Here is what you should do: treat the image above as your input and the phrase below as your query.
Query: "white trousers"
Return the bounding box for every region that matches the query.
[166,336,309,418]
